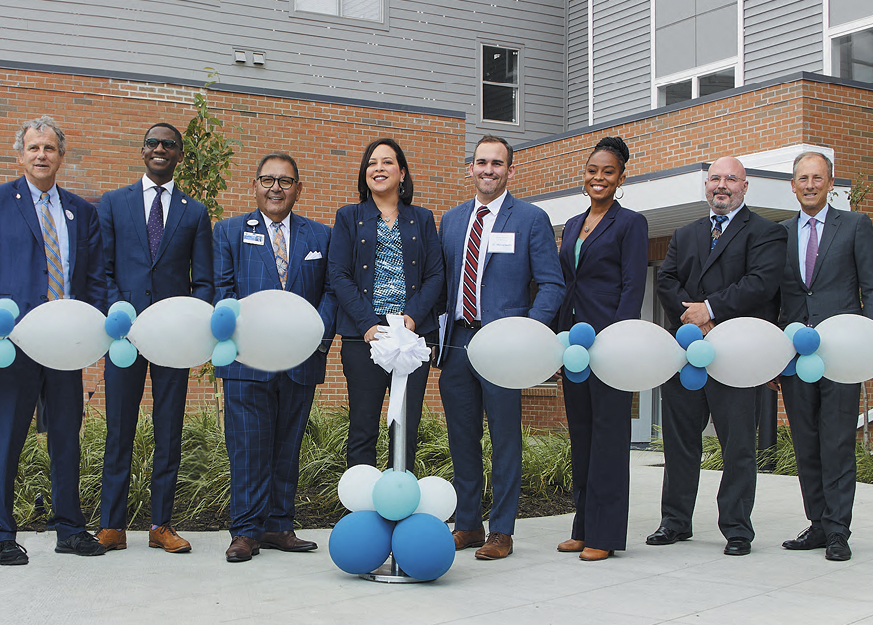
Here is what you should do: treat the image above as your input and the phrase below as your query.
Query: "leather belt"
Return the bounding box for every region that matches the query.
[455,319,482,330]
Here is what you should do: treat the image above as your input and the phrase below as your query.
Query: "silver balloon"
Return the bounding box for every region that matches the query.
[705,317,795,388]
[127,296,216,368]
[467,317,564,389]
[817,314,873,384]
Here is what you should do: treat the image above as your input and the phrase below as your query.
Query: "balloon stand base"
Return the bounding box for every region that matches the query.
[359,555,426,584]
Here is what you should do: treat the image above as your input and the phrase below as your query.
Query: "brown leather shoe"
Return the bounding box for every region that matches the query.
[226,535,260,562]
[557,538,585,552]
[149,524,192,553]
[95,528,127,551]
[579,547,614,561]
[261,530,317,552]
[475,532,513,560]
[452,526,486,550]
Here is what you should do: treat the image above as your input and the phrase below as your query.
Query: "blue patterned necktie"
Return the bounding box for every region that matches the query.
[147,186,164,261]
[38,192,64,300]
[711,215,729,251]
[272,222,289,288]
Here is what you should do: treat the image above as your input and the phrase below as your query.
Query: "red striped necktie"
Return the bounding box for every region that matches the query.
[462,206,489,323]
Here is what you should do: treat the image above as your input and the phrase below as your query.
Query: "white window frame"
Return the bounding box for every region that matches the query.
[478,42,522,127]
[291,0,388,27]
[823,1,873,78]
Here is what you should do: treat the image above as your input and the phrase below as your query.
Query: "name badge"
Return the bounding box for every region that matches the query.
[243,232,265,246]
[488,232,515,254]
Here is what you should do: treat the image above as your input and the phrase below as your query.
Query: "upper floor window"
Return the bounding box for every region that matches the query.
[482,45,519,124]
[295,0,382,22]
[657,67,735,107]
[832,27,873,83]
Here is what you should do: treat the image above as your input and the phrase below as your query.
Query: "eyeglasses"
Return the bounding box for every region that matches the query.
[707,174,745,184]
[144,138,179,150]
[257,175,297,189]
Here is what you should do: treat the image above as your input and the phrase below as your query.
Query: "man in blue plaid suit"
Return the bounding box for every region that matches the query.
[213,152,337,563]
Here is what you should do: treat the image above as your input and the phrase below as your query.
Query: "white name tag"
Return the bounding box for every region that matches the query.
[243,232,265,246]
[488,232,515,253]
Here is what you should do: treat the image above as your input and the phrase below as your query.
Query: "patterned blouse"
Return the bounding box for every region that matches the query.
[372,217,406,315]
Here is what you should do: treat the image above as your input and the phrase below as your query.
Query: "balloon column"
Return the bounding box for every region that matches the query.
[329,465,457,582]
[0,299,19,368]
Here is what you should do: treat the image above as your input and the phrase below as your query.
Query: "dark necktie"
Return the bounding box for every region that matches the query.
[711,215,729,251]
[147,186,164,261]
[805,217,818,287]
[462,206,490,323]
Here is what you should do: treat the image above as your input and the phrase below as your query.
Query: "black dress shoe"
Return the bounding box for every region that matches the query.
[55,531,107,556]
[724,537,752,556]
[825,533,852,561]
[782,525,827,550]
[0,540,28,565]
[646,526,692,545]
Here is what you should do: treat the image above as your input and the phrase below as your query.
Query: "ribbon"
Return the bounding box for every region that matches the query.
[369,314,431,425]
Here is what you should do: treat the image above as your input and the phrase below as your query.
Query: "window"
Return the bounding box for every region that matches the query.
[657,67,735,107]
[482,45,519,124]
[295,0,382,22]
[832,27,873,83]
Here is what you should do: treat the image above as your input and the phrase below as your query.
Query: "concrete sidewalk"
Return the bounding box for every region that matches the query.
[5,451,873,625]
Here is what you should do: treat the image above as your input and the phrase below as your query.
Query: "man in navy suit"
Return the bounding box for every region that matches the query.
[439,135,564,560]
[213,152,336,562]
[95,123,214,554]
[0,116,107,565]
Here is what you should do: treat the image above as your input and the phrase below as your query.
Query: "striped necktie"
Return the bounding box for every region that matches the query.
[711,215,729,251]
[462,206,490,323]
[38,192,65,300]
[272,222,289,288]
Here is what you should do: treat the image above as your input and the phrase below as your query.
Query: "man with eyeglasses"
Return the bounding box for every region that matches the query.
[212,152,336,563]
[649,156,787,557]
[95,122,214,554]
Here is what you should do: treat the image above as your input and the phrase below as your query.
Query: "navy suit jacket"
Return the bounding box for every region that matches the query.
[556,201,648,333]
[213,210,337,385]
[438,191,564,359]
[0,176,106,317]
[97,180,214,313]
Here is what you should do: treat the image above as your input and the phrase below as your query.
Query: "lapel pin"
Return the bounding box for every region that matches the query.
[15,193,20,199]
[181,198,188,204]
[65,210,74,220]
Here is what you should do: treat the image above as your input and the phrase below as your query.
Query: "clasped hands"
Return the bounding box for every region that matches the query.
[680,301,714,336]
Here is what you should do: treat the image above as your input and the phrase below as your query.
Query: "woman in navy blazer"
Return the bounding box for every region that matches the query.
[329,138,444,469]
[555,137,648,561]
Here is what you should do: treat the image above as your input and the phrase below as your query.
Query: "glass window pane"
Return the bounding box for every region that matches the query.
[296,0,338,15]
[833,27,873,84]
[343,0,381,21]
[659,80,692,106]
[699,68,735,97]
[483,46,518,85]
[483,84,517,123]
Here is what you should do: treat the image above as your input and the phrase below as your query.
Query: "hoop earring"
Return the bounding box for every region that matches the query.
[582,188,589,196]
[615,187,624,200]
[399,180,406,196]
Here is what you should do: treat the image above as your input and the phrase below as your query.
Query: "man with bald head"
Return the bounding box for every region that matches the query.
[649,157,787,556]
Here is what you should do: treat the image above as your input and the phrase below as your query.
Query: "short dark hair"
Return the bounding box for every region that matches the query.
[588,136,630,174]
[473,135,513,166]
[793,151,833,180]
[357,138,414,204]
[256,152,300,180]
[144,122,183,149]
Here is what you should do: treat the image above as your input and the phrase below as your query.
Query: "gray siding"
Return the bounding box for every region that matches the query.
[745,0,823,83]
[567,0,588,129]
[591,0,651,124]
[0,0,566,153]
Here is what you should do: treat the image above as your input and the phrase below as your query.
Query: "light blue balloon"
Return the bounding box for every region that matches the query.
[685,339,715,368]
[108,300,137,323]
[0,298,19,321]
[108,338,138,368]
[796,353,825,383]
[556,331,571,348]
[328,511,394,575]
[215,298,241,318]
[392,513,455,581]
[212,340,238,367]
[0,338,15,368]
[562,345,590,373]
[372,469,421,521]
[784,322,806,342]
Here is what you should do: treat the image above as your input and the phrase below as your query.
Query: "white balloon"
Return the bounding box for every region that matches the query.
[127,297,216,368]
[467,317,564,389]
[414,475,457,522]
[588,320,687,392]
[817,314,873,384]
[9,300,112,370]
[705,317,795,388]
[233,290,325,371]
[337,464,382,512]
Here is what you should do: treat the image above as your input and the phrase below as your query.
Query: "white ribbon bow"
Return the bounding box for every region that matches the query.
[369,314,431,425]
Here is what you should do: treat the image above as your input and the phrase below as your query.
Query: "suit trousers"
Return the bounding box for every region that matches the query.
[0,347,85,540]
[660,373,758,541]
[563,374,632,551]
[223,376,315,539]
[439,326,522,535]
[340,338,431,469]
[100,354,189,528]
[781,375,859,538]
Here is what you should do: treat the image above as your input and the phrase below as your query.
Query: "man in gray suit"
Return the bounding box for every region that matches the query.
[777,151,873,562]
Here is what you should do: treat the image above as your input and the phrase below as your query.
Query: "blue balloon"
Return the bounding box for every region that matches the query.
[562,345,590,373]
[212,340,238,367]
[0,338,15,368]
[676,323,703,349]
[564,366,590,384]
[104,310,132,340]
[108,338,138,368]
[783,322,806,342]
[782,355,798,377]
[685,339,715,368]
[568,322,596,348]
[796,353,825,383]
[680,363,707,391]
[392,513,455,581]
[372,469,421,521]
[329,511,394,575]
[0,309,14,338]
[210,307,237,341]
[556,331,571,348]
[108,300,137,323]
[0,298,20,321]
[793,327,821,356]
[215,298,241,318]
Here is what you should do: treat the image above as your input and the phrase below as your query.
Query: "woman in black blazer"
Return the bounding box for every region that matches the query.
[328,138,444,469]
[555,137,648,561]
